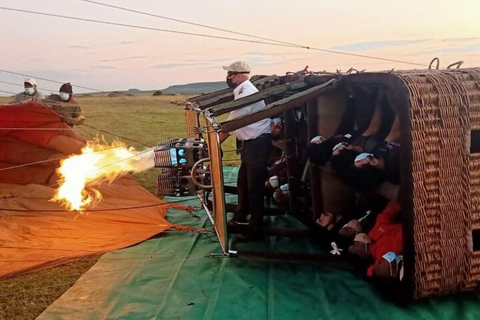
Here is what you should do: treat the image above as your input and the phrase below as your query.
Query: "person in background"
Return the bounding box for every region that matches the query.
[10,77,45,103]
[46,83,85,127]
[219,61,271,240]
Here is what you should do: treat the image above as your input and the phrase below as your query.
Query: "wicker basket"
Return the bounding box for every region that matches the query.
[345,68,480,299]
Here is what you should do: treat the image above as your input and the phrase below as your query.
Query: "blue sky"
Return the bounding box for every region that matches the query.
[0,0,479,94]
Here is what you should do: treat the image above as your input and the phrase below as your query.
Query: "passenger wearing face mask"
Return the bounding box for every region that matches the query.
[10,78,45,103]
[343,116,401,192]
[46,83,85,127]
[218,61,271,240]
[348,201,403,278]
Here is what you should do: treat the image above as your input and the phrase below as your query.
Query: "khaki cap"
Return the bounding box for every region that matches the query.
[222,61,251,73]
[342,219,362,233]
[24,77,37,86]
[354,233,371,244]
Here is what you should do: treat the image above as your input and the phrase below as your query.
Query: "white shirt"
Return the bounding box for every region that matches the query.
[226,80,271,141]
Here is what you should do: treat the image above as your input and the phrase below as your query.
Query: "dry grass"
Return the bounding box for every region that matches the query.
[0,94,239,320]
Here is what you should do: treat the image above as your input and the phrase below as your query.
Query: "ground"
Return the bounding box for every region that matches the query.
[0,95,239,320]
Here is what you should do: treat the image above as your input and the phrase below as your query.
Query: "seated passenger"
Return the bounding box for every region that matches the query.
[9,77,45,103]
[270,117,283,139]
[348,202,403,278]
[344,116,400,192]
[46,83,85,127]
[272,183,289,206]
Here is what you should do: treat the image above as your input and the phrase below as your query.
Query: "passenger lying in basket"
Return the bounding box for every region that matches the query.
[348,201,403,280]
[313,194,388,250]
[306,86,396,171]
[306,101,384,171]
[344,116,401,192]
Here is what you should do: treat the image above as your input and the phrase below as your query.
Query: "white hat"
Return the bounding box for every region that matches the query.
[222,61,250,73]
[354,233,371,244]
[24,77,37,86]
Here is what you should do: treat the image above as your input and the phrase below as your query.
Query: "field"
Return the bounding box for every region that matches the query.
[0,95,239,320]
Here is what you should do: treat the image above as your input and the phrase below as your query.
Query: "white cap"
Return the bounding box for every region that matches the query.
[222,61,251,73]
[269,176,279,188]
[24,77,37,86]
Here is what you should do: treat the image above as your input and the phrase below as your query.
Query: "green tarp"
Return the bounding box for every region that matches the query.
[39,167,480,320]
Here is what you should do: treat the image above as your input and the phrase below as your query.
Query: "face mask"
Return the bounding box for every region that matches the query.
[226,78,236,89]
[272,118,282,125]
[355,153,374,163]
[25,87,35,95]
[382,251,402,276]
[310,135,325,143]
[333,142,349,152]
[59,92,70,101]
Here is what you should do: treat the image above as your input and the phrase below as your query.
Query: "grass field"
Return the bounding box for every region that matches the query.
[0,95,239,320]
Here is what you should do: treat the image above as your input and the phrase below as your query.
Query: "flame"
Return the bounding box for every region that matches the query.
[52,139,154,211]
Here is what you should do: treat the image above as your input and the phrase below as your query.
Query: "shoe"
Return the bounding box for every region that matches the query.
[227,218,248,227]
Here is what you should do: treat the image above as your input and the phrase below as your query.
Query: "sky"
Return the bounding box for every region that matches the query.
[0,0,479,94]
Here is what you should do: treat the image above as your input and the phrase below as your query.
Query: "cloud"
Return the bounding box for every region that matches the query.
[74,65,116,72]
[100,56,146,62]
[331,40,427,52]
[440,37,479,42]
[407,43,480,56]
[246,51,299,57]
[151,62,210,69]
[66,45,91,50]
[151,52,304,71]
[118,40,143,45]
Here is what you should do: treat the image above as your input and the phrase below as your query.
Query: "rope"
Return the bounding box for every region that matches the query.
[0,79,58,93]
[0,6,428,67]
[79,0,304,48]
[0,197,196,212]
[79,0,428,67]
[0,127,76,131]
[0,7,300,49]
[0,88,89,106]
[82,123,153,147]
[0,69,102,93]
[0,144,127,172]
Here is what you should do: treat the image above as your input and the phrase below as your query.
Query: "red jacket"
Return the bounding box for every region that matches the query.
[367,201,403,276]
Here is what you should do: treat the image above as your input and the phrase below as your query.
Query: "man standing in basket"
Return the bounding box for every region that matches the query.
[219,61,271,240]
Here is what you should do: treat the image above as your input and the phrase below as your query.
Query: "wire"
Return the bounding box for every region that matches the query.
[0,79,58,93]
[0,69,102,93]
[0,145,129,172]
[0,197,197,212]
[82,123,153,147]
[0,87,86,105]
[0,6,428,67]
[0,7,300,49]
[79,0,304,48]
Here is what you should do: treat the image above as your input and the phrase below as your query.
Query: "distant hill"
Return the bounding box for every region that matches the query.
[161,81,227,95]
[77,81,227,97]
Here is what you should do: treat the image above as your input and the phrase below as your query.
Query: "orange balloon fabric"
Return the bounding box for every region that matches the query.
[0,102,185,279]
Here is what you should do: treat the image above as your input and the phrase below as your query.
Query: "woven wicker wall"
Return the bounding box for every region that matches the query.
[396,68,480,298]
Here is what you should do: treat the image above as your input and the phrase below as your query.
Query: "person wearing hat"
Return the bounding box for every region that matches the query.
[219,61,271,239]
[343,116,401,192]
[46,83,85,127]
[348,201,403,277]
[10,77,45,103]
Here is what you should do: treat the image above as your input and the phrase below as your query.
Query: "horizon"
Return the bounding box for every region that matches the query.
[1,0,479,96]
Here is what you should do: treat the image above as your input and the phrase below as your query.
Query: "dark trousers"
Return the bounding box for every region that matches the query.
[234,134,272,226]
